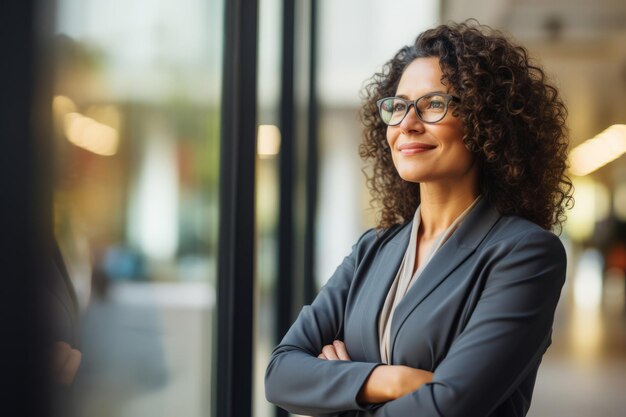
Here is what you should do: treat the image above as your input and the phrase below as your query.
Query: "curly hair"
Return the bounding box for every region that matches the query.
[360,20,573,231]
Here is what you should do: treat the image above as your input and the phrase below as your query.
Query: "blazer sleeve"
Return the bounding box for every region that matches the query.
[265,229,383,416]
[368,228,566,417]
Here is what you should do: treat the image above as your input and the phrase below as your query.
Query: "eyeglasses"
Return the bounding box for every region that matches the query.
[376,93,459,125]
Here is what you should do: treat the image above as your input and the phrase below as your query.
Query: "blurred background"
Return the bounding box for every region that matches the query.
[12,0,626,416]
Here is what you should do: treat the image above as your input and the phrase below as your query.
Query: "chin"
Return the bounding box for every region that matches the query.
[393,160,431,183]
[397,170,428,184]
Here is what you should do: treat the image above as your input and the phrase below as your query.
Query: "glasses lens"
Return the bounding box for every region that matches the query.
[416,94,448,123]
[379,98,408,125]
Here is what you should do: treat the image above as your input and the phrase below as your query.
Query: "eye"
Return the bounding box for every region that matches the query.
[427,99,445,110]
[392,100,407,112]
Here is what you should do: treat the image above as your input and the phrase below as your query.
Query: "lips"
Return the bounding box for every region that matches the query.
[397,142,437,155]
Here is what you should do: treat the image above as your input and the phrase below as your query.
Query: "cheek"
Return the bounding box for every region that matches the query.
[386,129,399,163]
[452,143,477,173]
[385,127,395,147]
[440,125,465,149]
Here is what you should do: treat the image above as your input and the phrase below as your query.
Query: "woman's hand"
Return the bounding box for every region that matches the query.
[357,365,433,404]
[317,340,433,404]
[53,341,82,386]
[318,340,433,404]
[317,340,351,361]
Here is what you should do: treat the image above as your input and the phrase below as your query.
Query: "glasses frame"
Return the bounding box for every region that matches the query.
[376,93,459,126]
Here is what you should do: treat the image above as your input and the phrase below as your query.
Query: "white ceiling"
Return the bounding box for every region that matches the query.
[444,0,626,41]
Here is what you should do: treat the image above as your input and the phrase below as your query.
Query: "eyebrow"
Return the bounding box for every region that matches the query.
[395,91,447,99]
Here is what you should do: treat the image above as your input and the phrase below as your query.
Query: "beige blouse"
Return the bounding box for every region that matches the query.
[378,196,482,364]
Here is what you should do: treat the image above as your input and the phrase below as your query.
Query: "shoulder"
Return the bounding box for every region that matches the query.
[482,214,566,267]
[354,222,410,250]
[490,214,563,243]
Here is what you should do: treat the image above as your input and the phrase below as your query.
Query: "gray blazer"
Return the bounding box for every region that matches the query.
[265,199,566,417]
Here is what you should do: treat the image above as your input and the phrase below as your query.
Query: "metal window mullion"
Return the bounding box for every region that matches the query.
[214,0,258,416]
[0,0,53,416]
[276,0,296,344]
[274,0,296,415]
[303,0,318,306]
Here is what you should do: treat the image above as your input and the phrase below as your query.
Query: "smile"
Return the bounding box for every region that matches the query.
[397,142,437,155]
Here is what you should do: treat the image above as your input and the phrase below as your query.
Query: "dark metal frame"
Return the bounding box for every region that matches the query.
[303,0,319,306]
[376,93,459,125]
[276,0,296,361]
[276,0,319,349]
[274,1,318,414]
[214,0,258,416]
[0,0,54,416]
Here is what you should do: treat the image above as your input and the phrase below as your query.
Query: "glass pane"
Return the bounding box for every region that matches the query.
[254,0,282,416]
[51,1,223,416]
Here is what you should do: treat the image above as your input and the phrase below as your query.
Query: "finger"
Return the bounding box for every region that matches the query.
[333,340,351,361]
[57,349,82,386]
[321,344,340,360]
[52,341,72,373]
[318,353,327,360]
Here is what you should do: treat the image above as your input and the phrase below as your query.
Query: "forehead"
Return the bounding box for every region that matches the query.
[395,57,446,96]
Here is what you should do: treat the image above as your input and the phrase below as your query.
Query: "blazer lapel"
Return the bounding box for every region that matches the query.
[388,199,502,362]
[359,223,411,362]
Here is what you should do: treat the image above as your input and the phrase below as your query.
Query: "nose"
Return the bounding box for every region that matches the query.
[399,103,425,133]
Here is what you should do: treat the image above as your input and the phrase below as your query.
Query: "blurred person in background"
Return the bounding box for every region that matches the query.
[605,238,626,312]
[49,238,82,387]
[265,21,573,417]
[48,237,82,417]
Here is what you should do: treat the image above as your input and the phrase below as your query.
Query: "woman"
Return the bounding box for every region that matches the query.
[265,21,572,417]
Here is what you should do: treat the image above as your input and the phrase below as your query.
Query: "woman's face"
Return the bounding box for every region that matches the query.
[386,57,477,186]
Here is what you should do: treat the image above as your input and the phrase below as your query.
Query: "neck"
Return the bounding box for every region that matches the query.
[418,180,480,240]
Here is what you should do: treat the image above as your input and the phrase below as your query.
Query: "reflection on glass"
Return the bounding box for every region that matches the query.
[255,1,282,416]
[257,125,282,159]
[51,1,223,416]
